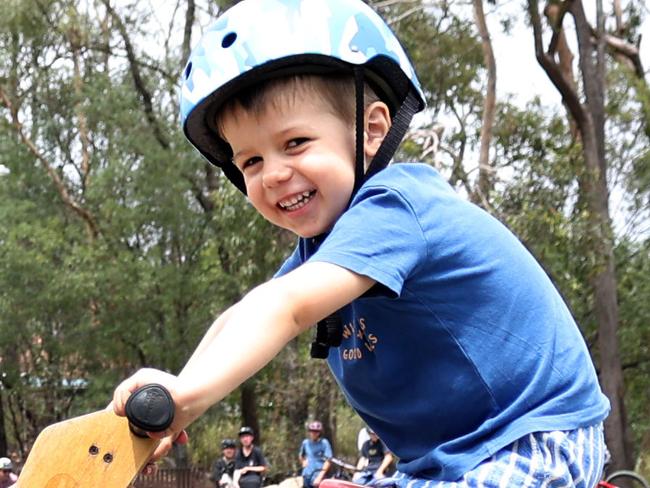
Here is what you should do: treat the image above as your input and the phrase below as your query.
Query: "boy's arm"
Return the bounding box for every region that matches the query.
[300,442,307,467]
[314,459,330,486]
[181,305,234,373]
[375,452,393,477]
[113,261,374,459]
[314,439,332,482]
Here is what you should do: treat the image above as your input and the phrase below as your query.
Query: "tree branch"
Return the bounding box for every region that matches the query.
[182,0,196,67]
[0,87,99,239]
[546,0,571,56]
[472,0,497,205]
[527,0,587,129]
[101,0,170,150]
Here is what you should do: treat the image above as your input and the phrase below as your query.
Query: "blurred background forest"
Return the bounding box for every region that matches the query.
[0,0,649,482]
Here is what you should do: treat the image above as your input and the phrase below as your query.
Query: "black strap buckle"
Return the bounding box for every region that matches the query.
[310,313,343,359]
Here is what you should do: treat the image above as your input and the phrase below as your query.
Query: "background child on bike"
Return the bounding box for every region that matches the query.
[0,457,17,488]
[353,428,393,485]
[211,438,237,488]
[299,421,332,488]
[234,427,267,488]
[112,0,611,486]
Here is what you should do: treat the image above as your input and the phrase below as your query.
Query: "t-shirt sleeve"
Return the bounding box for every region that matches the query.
[274,244,302,278]
[361,440,370,457]
[299,439,306,457]
[324,439,333,458]
[255,447,268,466]
[234,452,244,469]
[310,184,427,297]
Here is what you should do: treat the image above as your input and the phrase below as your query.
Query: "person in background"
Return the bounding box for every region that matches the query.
[0,457,17,488]
[356,427,370,453]
[211,438,237,488]
[234,426,267,488]
[353,428,393,485]
[299,421,332,488]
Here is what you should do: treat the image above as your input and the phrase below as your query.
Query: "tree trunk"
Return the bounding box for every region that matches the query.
[570,0,633,470]
[527,0,632,470]
[181,0,195,66]
[283,339,310,448]
[241,381,262,445]
[471,0,497,207]
[543,3,579,139]
[0,389,8,457]
[313,371,338,452]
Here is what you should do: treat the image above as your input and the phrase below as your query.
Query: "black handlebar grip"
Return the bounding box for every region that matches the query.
[125,384,175,438]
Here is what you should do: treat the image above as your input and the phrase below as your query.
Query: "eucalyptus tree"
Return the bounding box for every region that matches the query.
[0,0,286,460]
[387,0,648,471]
[525,0,648,469]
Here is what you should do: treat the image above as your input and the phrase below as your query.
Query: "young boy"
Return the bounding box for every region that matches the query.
[113,0,610,486]
[353,428,393,485]
[299,421,333,488]
[0,457,17,488]
[211,438,237,488]
[234,426,267,488]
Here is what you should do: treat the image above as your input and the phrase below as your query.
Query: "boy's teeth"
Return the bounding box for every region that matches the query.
[279,191,314,210]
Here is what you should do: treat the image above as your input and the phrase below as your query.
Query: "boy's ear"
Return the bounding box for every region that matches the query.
[364,101,391,159]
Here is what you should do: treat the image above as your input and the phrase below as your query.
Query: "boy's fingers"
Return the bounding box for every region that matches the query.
[142,462,158,476]
[151,436,176,460]
[174,430,189,445]
[112,377,139,415]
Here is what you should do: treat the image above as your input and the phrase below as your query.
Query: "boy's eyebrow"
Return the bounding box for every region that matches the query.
[276,122,318,137]
[231,149,249,161]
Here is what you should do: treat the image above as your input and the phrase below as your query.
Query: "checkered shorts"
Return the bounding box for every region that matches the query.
[385,423,606,488]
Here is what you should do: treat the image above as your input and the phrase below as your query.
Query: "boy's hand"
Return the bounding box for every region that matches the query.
[313,473,324,487]
[111,368,190,464]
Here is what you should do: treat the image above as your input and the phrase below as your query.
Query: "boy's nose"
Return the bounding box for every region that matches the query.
[262,159,293,188]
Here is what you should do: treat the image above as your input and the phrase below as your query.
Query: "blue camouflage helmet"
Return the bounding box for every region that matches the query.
[180,0,426,193]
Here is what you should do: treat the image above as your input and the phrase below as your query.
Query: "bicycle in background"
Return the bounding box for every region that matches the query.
[327,457,363,483]
[598,469,649,488]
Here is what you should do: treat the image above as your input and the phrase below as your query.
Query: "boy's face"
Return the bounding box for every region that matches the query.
[221,89,357,238]
[239,433,254,447]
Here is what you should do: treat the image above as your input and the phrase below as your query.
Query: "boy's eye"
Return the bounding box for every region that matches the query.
[286,138,309,149]
[240,156,262,170]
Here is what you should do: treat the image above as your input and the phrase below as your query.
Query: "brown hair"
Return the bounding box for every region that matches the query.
[216,73,380,138]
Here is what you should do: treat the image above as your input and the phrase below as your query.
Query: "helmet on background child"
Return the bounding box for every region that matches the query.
[0,457,12,471]
[180,0,426,195]
[307,420,323,432]
[221,438,237,449]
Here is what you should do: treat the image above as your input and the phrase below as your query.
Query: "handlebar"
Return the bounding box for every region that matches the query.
[124,384,175,438]
[328,457,361,472]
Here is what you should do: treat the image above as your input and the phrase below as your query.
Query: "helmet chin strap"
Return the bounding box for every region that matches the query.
[310,69,420,360]
[352,68,367,197]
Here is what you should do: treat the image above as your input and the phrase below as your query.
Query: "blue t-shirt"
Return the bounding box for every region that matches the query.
[276,164,610,481]
[300,437,333,474]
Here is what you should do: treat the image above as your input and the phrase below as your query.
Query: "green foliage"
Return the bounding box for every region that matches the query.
[490,100,594,329]
[615,239,650,450]
[0,0,289,457]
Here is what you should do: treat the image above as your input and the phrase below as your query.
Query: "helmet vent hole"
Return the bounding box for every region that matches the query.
[184,62,192,79]
[222,32,237,48]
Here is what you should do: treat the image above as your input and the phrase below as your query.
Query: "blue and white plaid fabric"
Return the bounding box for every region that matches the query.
[381,424,606,488]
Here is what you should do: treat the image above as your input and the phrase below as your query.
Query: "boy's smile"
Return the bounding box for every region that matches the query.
[221,89,357,238]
